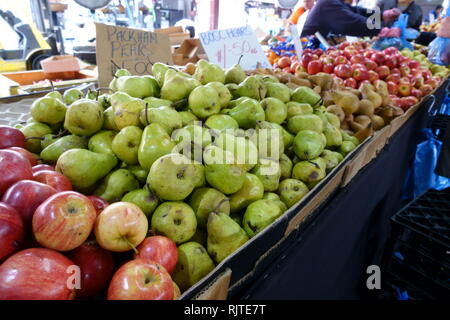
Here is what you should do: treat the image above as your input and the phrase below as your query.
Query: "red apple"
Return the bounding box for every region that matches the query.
[0,203,24,261]
[353,67,369,81]
[391,67,401,75]
[1,180,56,227]
[32,164,55,174]
[414,76,424,88]
[363,51,374,59]
[387,81,399,95]
[323,63,334,74]
[364,59,378,70]
[401,96,419,110]
[334,64,353,79]
[94,202,148,252]
[135,236,178,274]
[302,48,313,55]
[368,70,380,82]
[277,56,291,69]
[320,55,334,65]
[107,259,173,300]
[290,61,300,74]
[350,54,365,65]
[88,196,109,215]
[33,170,72,193]
[307,60,323,75]
[338,41,350,50]
[371,52,386,65]
[0,126,26,149]
[398,83,411,97]
[407,75,417,87]
[313,48,324,57]
[399,77,410,85]
[375,65,390,79]
[0,150,33,196]
[425,78,439,89]
[334,56,349,65]
[301,53,313,69]
[33,191,97,251]
[5,147,38,167]
[410,88,423,100]
[391,96,402,107]
[422,69,432,80]
[386,73,401,84]
[383,47,399,55]
[400,65,410,77]
[282,66,291,74]
[384,56,398,69]
[0,248,76,300]
[66,241,114,298]
[419,84,433,96]
[344,77,357,88]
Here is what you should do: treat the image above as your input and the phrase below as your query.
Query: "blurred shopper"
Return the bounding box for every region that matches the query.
[301,0,383,37]
[288,0,316,25]
[377,0,423,30]
[430,4,444,20]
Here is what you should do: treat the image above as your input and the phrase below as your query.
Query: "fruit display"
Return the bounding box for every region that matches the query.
[0,58,369,300]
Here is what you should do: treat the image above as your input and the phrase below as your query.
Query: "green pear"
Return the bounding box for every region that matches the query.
[235,76,267,101]
[205,82,232,108]
[287,114,324,135]
[152,63,170,87]
[326,112,341,128]
[171,242,215,292]
[286,102,314,118]
[115,76,155,99]
[251,158,281,192]
[148,153,196,201]
[192,161,206,188]
[225,63,246,84]
[139,105,182,134]
[204,114,239,132]
[226,83,239,99]
[103,107,119,131]
[339,141,357,157]
[40,135,88,163]
[263,192,281,201]
[63,88,83,105]
[227,97,248,108]
[85,89,98,100]
[278,178,309,208]
[56,149,118,190]
[203,146,246,194]
[323,122,343,148]
[88,130,116,155]
[188,85,221,119]
[188,188,230,228]
[30,97,67,125]
[229,173,264,213]
[151,202,197,244]
[45,90,63,102]
[279,153,293,179]
[265,82,291,103]
[228,98,265,129]
[173,124,211,153]
[126,164,149,183]
[229,212,243,226]
[138,123,176,171]
[189,229,207,247]
[260,97,287,124]
[160,69,195,102]
[111,126,143,165]
[214,133,258,171]
[94,169,139,202]
[242,199,285,237]
[64,99,104,136]
[291,87,321,107]
[341,130,360,145]
[194,60,226,84]
[122,187,159,216]
[293,130,325,160]
[321,150,343,173]
[179,111,199,127]
[143,97,172,108]
[20,122,53,153]
[41,134,58,149]
[207,212,249,263]
[111,94,145,130]
[292,157,326,186]
[97,94,111,110]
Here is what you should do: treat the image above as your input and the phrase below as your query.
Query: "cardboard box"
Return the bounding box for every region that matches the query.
[172,38,206,65]
[156,26,191,46]
[40,55,80,74]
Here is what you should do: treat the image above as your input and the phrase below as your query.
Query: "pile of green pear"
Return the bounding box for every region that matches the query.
[18,60,360,292]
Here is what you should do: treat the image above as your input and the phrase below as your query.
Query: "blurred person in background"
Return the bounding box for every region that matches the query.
[287,0,316,25]
[377,0,423,30]
[430,4,443,20]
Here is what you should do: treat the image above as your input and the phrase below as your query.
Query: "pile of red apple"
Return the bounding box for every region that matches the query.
[0,126,178,300]
[272,55,301,75]
[297,42,443,110]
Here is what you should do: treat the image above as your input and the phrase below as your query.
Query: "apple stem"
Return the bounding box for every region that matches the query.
[123,236,139,255]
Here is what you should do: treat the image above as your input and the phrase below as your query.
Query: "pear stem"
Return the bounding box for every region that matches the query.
[238,55,244,66]
[144,102,150,125]
[49,80,55,92]
[171,99,187,109]
[122,236,139,255]
[25,136,45,141]
[213,198,230,213]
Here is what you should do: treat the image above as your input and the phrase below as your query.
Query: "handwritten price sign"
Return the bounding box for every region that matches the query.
[199,26,270,70]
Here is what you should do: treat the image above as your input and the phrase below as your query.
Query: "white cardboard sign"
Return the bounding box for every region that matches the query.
[199,26,271,69]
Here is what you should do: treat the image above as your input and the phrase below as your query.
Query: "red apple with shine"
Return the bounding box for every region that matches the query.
[66,241,114,297]
[383,47,399,55]
[334,64,353,79]
[1,180,56,227]
[386,73,401,84]
[290,61,300,74]
[401,96,419,110]
[88,196,109,215]
[0,126,26,149]
[0,248,76,300]
[0,150,33,196]
[301,53,313,68]
[307,60,323,75]
[425,78,439,89]
[368,70,380,82]
[5,147,38,166]
[410,88,423,100]
[353,67,369,81]
[371,52,386,65]
[384,56,398,69]
[33,191,97,251]
[32,164,55,174]
[334,56,349,65]
[0,203,24,261]
[400,65,410,77]
[277,56,291,69]
[398,83,411,97]
[33,170,72,193]
[419,84,433,96]
[375,65,390,79]
[323,63,334,74]
[107,259,173,300]
[135,236,178,274]
[344,77,357,88]
[350,54,365,64]
[387,81,399,95]
[364,59,378,70]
